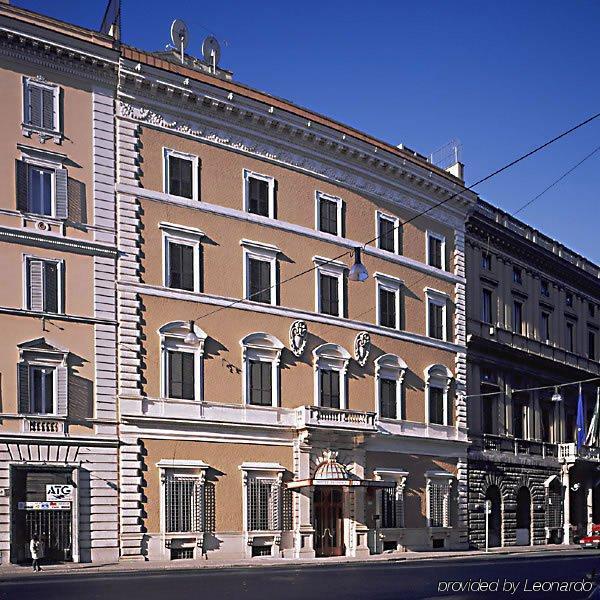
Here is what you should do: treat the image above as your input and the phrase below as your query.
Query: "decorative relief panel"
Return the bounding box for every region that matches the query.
[289,320,308,357]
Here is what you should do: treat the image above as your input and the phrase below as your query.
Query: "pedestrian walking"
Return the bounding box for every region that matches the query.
[30,533,43,572]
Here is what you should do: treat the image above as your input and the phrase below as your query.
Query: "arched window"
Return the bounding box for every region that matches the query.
[313,343,350,409]
[374,354,407,420]
[424,364,453,426]
[240,333,283,407]
[159,321,207,401]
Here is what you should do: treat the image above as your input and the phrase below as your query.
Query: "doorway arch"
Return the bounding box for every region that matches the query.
[516,486,531,545]
[485,485,502,547]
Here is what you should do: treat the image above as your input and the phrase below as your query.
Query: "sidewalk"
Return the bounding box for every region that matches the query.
[0,544,593,581]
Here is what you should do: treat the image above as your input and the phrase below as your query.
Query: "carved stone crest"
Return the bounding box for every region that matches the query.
[289,320,308,357]
[354,331,371,367]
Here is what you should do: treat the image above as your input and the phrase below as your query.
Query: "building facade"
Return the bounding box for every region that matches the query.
[114,45,476,560]
[0,3,120,564]
[466,200,600,549]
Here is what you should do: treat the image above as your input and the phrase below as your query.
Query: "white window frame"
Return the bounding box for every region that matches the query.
[241,239,280,306]
[374,354,407,420]
[162,147,200,201]
[425,471,454,528]
[424,364,453,426]
[22,254,65,314]
[160,222,205,293]
[425,287,449,341]
[426,231,446,270]
[240,333,283,407]
[240,462,286,537]
[312,343,350,409]
[157,459,209,541]
[375,272,403,330]
[375,211,400,254]
[315,191,343,236]
[22,76,61,140]
[243,169,276,218]
[314,256,346,317]
[159,321,207,402]
[373,468,409,529]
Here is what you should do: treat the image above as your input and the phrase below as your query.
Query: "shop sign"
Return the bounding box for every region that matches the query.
[46,484,74,501]
[18,501,71,511]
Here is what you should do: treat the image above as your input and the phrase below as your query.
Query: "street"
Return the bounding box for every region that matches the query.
[2,552,600,600]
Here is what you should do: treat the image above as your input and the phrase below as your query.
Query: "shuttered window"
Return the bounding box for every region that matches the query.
[247,177,270,217]
[320,369,340,408]
[30,366,54,414]
[26,258,61,313]
[428,301,444,340]
[167,350,195,400]
[249,360,272,406]
[18,360,68,416]
[428,387,445,425]
[24,81,57,131]
[318,197,339,235]
[15,161,67,219]
[379,378,397,419]
[379,287,397,329]
[167,155,194,199]
[319,273,339,316]
[248,258,271,304]
[168,242,196,291]
[378,215,397,253]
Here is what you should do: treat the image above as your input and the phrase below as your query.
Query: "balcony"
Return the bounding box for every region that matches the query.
[295,405,377,432]
[559,443,600,463]
[477,434,557,458]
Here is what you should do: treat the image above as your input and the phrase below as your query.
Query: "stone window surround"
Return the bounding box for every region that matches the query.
[160,222,205,293]
[375,210,400,254]
[374,353,407,420]
[243,168,276,219]
[313,256,346,318]
[373,467,409,529]
[312,343,351,409]
[426,230,446,271]
[425,287,450,342]
[375,272,403,330]
[425,470,455,529]
[315,190,343,237]
[241,239,280,306]
[424,363,453,426]
[162,147,200,201]
[22,253,65,314]
[22,76,62,143]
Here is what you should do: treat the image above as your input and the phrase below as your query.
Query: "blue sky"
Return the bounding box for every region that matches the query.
[14,0,600,262]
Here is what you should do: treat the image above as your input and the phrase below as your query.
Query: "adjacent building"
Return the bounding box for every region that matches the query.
[466,199,600,548]
[0,3,119,564]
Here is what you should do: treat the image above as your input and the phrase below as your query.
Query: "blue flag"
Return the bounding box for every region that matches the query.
[576,385,585,450]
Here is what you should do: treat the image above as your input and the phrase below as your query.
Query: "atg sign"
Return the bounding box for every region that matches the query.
[46,484,74,501]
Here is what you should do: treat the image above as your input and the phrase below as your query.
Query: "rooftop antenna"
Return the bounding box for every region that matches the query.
[170,19,189,64]
[202,35,221,74]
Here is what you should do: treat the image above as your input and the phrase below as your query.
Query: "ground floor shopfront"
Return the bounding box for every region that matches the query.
[0,436,119,565]
[120,427,468,562]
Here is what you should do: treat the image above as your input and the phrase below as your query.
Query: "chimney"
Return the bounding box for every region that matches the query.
[446,161,464,181]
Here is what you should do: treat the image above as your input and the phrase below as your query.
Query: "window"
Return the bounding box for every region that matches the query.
[313,343,350,409]
[244,170,275,218]
[314,257,346,318]
[427,232,445,270]
[481,252,492,271]
[540,279,550,298]
[426,289,448,341]
[589,303,596,319]
[159,321,206,402]
[158,460,208,537]
[22,77,60,138]
[25,257,62,313]
[512,266,522,285]
[16,157,68,219]
[481,289,493,324]
[17,338,68,416]
[566,292,573,308]
[376,211,400,254]
[540,311,550,342]
[374,470,408,529]
[375,354,407,421]
[426,474,453,528]
[163,149,199,200]
[316,191,343,236]
[566,321,575,353]
[513,300,523,335]
[240,332,283,407]
[242,240,279,305]
[425,364,452,426]
[589,330,597,361]
[376,273,403,330]
[161,223,205,293]
[480,368,499,434]
[241,463,290,535]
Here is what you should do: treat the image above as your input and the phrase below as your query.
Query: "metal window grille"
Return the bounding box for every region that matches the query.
[247,478,278,531]
[381,485,404,528]
[547,488,562,529]
[165,475,203,533]
[429,481,449,528]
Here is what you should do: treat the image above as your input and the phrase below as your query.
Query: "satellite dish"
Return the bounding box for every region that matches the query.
[202,35,221,70]
[170,19,189,62]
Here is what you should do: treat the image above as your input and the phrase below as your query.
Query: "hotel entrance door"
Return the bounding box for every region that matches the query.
[314,487,344,557]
